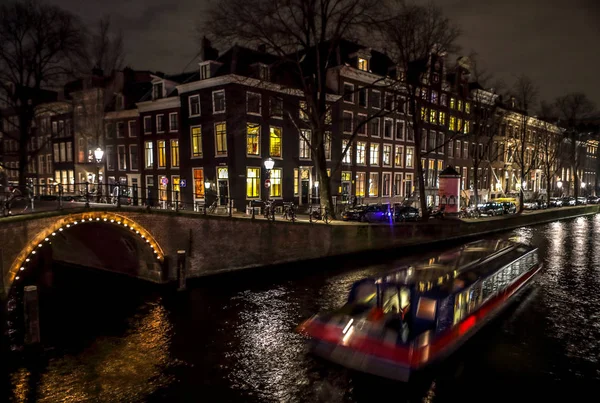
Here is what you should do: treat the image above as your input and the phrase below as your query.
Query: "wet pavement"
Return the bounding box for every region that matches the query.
[2,215,600,402]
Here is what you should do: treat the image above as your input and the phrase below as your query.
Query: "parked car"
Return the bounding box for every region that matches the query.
[537,199,548,209]
[501,202,517,214]
[549,197,563,207]
[576,197,587,205]
[362,204,392,222]
[341,205,368,221]
[587,196,599,204]
[479,202,504,216]
[524,200,539,210]
[561,197,576,206]
[395,206,420,222]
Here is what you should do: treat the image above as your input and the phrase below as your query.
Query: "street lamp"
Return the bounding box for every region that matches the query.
[314,180,319,201]
[93,146,104,204]
[264,157,274,201]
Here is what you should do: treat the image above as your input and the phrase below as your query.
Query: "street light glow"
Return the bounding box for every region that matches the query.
[94,147,104,163]
[263,157,275,170]
[557,181,563,189]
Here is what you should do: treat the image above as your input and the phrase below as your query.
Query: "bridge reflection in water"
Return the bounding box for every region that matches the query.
[3,215,600,402]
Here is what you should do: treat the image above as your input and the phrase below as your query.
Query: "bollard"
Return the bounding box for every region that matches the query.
[175,191,179,212]
[177,250,186,291]
[229,198,233,217]
[24,286,41,345]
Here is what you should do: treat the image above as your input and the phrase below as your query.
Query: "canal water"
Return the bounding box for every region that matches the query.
[2,215,600,402]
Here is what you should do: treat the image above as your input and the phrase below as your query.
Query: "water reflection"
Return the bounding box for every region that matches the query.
[5,215,600,401]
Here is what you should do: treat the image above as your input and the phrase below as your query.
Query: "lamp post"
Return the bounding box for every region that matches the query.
[581,181,586,197]
[264,157,274,201]
[94,147,104,203]
[204,181,211,212]
[557,180,563,197]
[314,180,319,203]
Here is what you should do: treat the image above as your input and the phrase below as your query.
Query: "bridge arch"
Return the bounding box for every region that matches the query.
[7,211,165,289]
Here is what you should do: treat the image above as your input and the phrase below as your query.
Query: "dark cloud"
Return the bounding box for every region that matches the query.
[47,0,600,108]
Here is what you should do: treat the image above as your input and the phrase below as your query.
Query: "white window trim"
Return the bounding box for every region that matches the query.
[117,145,126,171]
[358,113,368,136]
[214,121,228,157]
[395,145,404,168]
[369,143,380,166]
[343,111,353,134]
[246,92,262,116]
[117,121,125,138]
[343,82,355,104]
[358,86,368,108]
[356,141,367,165]
[156,114,165,133]
[382,172,392,197]
[270,168,283,199]
[157,140,167,169]
[129,144,138,171]
[212,90,226,114]
[190,125,203,159]
[246,166,261,200]
[393,172,403,197]
[246,123,261,158]
[168,112,178,132]
[269,98,283,120]
[170,139,180,169]
[383,143,393,167]
[299,130,311,160]
[383,117,394,139]
[188,94,201,117]
[405,146,414,168]
[143,116,152,134]
[407,123,414,142]
[128,120,137,137]
[371,90,381,109]
[396,120,405,141]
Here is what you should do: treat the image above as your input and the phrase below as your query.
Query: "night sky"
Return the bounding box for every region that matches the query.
[47,0,600,108]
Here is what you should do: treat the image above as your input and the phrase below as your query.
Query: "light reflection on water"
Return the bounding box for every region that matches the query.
[4,215,600,402]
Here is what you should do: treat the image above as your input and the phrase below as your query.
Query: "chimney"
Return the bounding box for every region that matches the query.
[258,44,266,53]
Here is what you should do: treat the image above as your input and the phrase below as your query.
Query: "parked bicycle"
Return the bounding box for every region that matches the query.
[309,205,331,224]
[282,202,296,222]
[264,199,275,221]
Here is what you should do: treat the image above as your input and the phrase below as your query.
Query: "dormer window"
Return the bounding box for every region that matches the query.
[115,94,124,110]
[200,63,210,80]
[358,58,368,72]
[258,64,270,81]
[153,82,164,100]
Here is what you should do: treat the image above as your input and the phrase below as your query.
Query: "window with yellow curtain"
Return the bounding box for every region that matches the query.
[269,126,282,157]
[193,168,205,199]
[215,122,227,156]
[271,168,282,197]
[356,172,366,197]
[246,167,260,198]
[191,126,202,157]
[158,140,166,167]
[170,139,179,167]
[247,123,260,155]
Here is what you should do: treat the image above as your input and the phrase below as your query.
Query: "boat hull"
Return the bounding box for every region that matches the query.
[302,262,543,382]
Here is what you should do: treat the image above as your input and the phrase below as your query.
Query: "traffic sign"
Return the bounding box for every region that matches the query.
[180,179,187,188]
[161,177,169,185]
[265,179,271,188]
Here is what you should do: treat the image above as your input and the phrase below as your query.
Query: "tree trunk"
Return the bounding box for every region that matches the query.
[547,175,552,205]
[415,151,428,220]
[573,164,579,199]
[518,173,525,214]
[317,165,336,219]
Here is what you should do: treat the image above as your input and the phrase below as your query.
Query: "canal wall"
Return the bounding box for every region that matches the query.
[1,205,599,298]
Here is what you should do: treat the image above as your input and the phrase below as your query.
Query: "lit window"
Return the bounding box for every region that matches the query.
[356,172,366,197]
[383,144,392,166]
[449,116,456,131]
[144,141,153,169]
[358,58,368,71]
[465,102,471,114]
[299,129,311,159]
[171,139,179,167]
[269,126,282,157]
[342,140,352,164]
[271,168,282,197]
[370,143,380,166]
[464,121,470,134]
[395,145,404,167]
[193,168,205,199]
[157,140,166,167]
[247,123,260,156]
[191,126,202,157]
[430,109,437,125]
[369,172,379,196]
[356,141,366,165]
[299,101,309,121]
[450,98,456,109]
[439,111,446,126]
[215,122,227,156]
[457,100,463,112]
[406,147,414,168]
[246,167,260,198]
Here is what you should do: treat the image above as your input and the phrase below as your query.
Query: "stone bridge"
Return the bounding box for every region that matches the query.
[2,204,599,299]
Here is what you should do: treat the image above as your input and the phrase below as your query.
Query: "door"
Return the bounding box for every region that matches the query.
[218,179,229,205]
[341,181,351,202]
[301,180,309,204]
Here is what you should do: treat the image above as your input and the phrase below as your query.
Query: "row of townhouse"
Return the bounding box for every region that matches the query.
[2,39,597,210]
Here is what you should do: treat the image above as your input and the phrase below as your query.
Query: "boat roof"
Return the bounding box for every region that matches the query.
[367,239,536,296]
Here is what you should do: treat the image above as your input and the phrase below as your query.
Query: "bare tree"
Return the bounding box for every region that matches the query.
[205,0,392,218]
[464,54,506,207]
[508,75,539,213]
[554,93,596,199]
[537,101,562,204]
[85,15,126,74]
[379,0,461,218]
[0,0,85,188]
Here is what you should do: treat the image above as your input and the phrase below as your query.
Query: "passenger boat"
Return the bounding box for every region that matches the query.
[296,239,543,382]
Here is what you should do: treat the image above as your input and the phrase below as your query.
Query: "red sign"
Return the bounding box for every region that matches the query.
[161,177,169,185]
[265,179,271,188]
